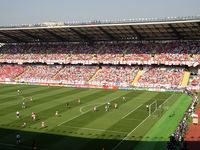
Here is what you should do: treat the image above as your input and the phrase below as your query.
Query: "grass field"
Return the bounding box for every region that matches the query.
[0,84,192,150]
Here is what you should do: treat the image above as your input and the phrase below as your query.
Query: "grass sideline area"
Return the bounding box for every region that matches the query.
[0,84,191,150]
[134,94,192,150]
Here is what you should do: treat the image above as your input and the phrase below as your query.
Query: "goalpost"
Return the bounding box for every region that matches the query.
[146,95,172,116]
[147,100,158,116]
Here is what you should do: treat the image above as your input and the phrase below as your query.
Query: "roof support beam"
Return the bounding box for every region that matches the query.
[152,24,165,37]
[145,25,158,38]
[98,26,118,41]
[113,26,125,40]
[19,30,44,42]
[69,28,92,42]
[129,26,142,40]
[43,29,68,42]
[197,22,200,28]
[168,24,183,40]
[182,23,198,38]
[196,22,200,34]
[0,31,26,43]
[138,26,150,39]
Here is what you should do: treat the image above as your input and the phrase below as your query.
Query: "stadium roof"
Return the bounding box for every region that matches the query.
[0,17,200,43]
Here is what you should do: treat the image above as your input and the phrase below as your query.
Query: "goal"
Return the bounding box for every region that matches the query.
[147,100,158,116]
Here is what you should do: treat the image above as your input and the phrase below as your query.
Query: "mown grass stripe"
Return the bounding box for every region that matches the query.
[0,86,47,105]
[79,92,174,150]
[0,87,65,115]
[0,84,188,150]
[0,84,36,95]
[58,91,135,128]
[50,91,146,150]
[0,90,110,148]
[134,94,191,150]
[0,88,86,124]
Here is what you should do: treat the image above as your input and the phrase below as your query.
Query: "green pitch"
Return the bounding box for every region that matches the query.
[0,84,191,150]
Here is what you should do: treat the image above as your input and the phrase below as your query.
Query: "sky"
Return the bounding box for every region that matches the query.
[0,0,199,26]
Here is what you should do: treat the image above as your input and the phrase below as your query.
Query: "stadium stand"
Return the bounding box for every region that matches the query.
[136,67,184,88]
[0,17,199,89]
[0,64,24,81]
[18,65,61,83]
[0,41,200,89]
[189,73,200,87]
[0,17,199,150]
[54,65,98,85]
[0,41,199,66]
[89,66,138,87]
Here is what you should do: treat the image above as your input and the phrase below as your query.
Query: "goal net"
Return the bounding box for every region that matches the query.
[147,100,158,116]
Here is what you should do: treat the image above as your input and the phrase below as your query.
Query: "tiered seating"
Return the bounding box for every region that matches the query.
[0,41,199,66]
[153,42,194,65]
[0,41,199,89]
[90,66,138,86]
[93,43,123,63]
[54,65,98,84]
[19,65,61,82]
[189,74,200,87]
[0,63,199,89]
[137,67,184,88]
[0,65,24,81]
[122,42,152,62]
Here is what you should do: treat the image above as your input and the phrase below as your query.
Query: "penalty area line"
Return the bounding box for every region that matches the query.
[121,104,142,119]
[111,94,175,150]
[112,115,151,150]
[62,125,128,134]
[79,103,103,114]
[57,97,119,126]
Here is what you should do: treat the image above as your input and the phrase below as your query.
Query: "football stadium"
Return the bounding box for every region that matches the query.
[0,16,200,150]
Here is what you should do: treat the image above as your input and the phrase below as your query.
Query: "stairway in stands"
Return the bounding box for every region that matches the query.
[88,68,102,82]
[181,71,190,87]
[52,67,64,80]
[132,69,143,86]
[14,66,30,80]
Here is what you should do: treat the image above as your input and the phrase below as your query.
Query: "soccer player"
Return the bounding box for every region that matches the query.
[105,105,108,111]
[66,103,70,108]
[55,111,59,117]
[22,122,26,128]
[77,98,81,104]
[107,102,110,108]
[32,139,37,150]
[16,111,20,118]
[93,106,97,112]
[114,103,118,109]
[146,105,149,111]
[122,96,126,102]
[16,133,21,144]
[32,112,36,121]
[22,100,26,109]
[41,121,45,128]
[17,89,20,95]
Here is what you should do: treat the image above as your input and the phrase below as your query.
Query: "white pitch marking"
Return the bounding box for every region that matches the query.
[121,104,142,119]
[111,93,175,150]
[79,103,103,114]
[122,118,143,121]
[62,125,128,134]
[58,97,119,126]
[160,94,174,106]
[112,115,150,150]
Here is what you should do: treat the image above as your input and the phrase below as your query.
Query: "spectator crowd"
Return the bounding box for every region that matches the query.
[0,41,199,89]
[0,41,199,66]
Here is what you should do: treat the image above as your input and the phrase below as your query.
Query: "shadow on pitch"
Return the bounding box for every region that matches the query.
[0,127,199,150]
